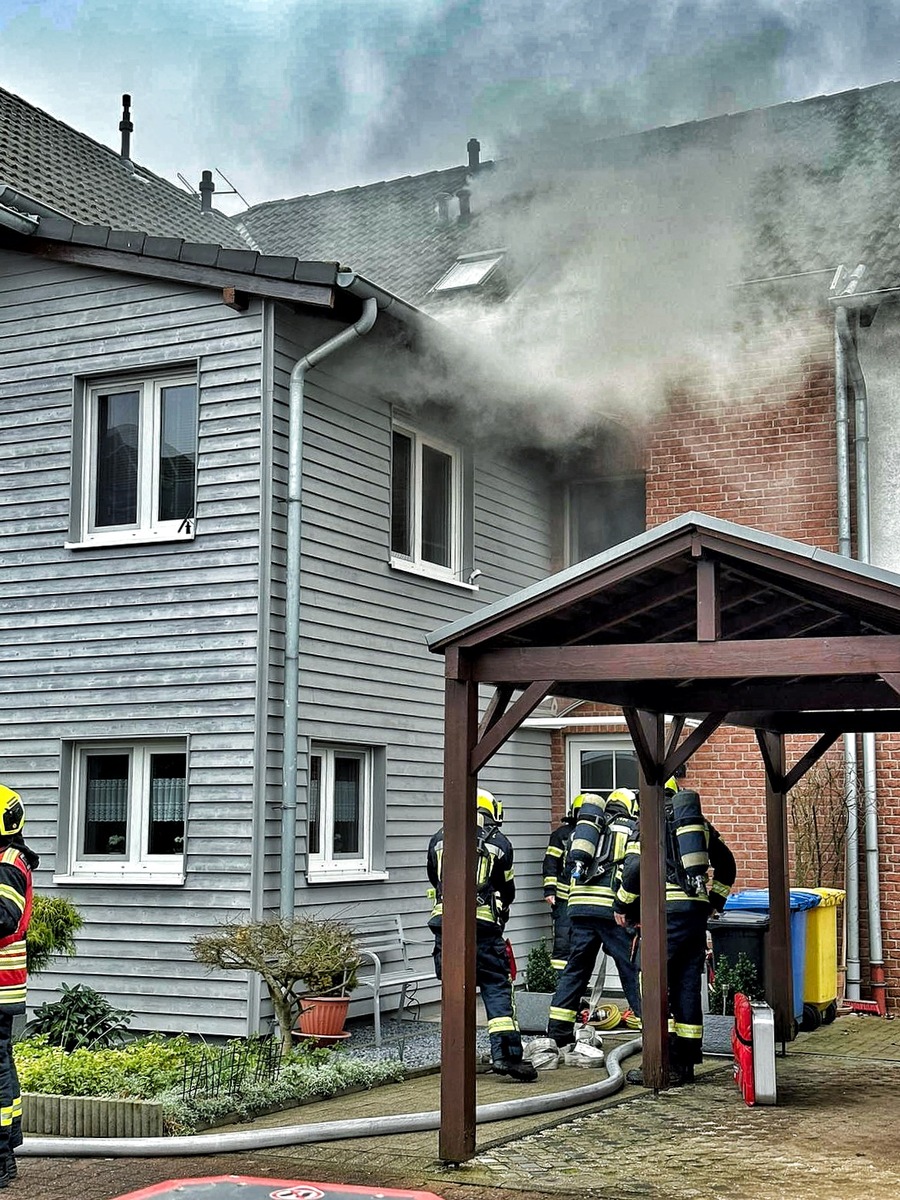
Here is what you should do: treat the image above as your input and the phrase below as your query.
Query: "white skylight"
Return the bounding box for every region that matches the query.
[432,252,504,292]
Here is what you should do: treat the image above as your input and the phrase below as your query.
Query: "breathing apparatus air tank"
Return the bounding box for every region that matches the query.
[566,793,610,884]
[667,788,711,895]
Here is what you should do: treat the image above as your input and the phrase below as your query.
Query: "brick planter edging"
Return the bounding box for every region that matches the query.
[23,1094,165,1138]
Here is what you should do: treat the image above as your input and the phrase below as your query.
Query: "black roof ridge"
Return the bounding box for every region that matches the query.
[241,160,491,214]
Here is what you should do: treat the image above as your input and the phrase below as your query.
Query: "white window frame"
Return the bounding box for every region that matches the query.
[68,370,198,548]
[390,423,463,583]
[566,734,640,804]
[56,739,187,885]
[431,250,505,292]
[307,743,385,883]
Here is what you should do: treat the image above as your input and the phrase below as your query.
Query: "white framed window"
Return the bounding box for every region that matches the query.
[307,743,385,882]
[57,739,187,884]
[391,424,463,581]
[566,735,640,803]
[69,371,198,547]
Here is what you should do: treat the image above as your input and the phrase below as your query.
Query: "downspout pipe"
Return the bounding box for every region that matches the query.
[834,312,861,1001]
[835,302,887,1014]
[280,296,378,919]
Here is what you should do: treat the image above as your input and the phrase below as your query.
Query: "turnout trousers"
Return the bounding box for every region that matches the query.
[0,1012,22,1158]
[666,906,708,1067]
[550,897,572,974]
[432,926,524,1065]
[547,916,642,1046]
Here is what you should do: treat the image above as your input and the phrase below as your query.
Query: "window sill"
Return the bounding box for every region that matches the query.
[306,869,389,885]
[54,870,186,887]
[389,558,480,591]
[65,527,196,550]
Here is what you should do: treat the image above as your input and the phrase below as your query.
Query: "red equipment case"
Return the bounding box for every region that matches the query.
[113,1178,446,1200]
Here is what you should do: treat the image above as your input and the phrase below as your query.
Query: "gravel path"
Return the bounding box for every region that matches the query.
[341,1017,491,1071]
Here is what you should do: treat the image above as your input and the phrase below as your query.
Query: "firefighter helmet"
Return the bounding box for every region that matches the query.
[665,777,680,794]
[0,786,25,838]
[607,787,638,816]
[477,789,503,824]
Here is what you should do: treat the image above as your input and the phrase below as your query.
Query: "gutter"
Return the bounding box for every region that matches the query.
[279,291,378,918]
[834,291,887,1015]
[0,202,39,236]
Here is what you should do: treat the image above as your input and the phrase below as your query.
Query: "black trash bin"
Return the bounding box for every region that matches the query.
[708,911,769,997]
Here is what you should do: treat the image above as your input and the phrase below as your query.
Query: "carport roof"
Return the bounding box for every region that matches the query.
[428,512,900,736]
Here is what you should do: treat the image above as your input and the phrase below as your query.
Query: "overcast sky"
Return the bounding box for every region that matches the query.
[2,0,899,211]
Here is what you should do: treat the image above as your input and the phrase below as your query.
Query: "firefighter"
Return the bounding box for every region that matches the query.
[546,788,642,1053]
[614,778,736,1085]
[541,793,585,974]
[427,789,538,1082]
[0,785,39,1187]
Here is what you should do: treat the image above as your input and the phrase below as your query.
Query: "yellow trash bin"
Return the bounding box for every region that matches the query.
[797,887,845,1018]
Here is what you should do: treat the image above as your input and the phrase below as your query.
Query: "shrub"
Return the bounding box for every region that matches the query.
[524,939,557,993]
[191,914,361,1056]
[27,895,84,976]
[24,983,132,1051]
[708,952,761,1016]
[14,1033,406,1135]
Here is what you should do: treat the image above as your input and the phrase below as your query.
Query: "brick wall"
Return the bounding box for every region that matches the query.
[550,306,899,1010]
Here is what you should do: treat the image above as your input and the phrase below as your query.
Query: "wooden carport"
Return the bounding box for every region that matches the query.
[427,511,900,1163]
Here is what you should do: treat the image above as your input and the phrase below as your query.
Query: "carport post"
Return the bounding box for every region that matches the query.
[757,729,794,1041]
[439,663,479,1163]
[630,709,669,1088]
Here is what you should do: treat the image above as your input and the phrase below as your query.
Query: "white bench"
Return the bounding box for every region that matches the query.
[352,914,435,1046]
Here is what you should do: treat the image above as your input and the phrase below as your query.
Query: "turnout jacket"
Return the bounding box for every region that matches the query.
[0,837,39,1014]
[427,816,515,931]
[613,817,736,919]
[542,817,576,901]
[566,808,639,920]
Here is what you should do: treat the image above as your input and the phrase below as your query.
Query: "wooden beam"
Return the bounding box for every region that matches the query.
[477,686,514,739]
[696,557,720,641]
[439,674,479,1163]
[623,677,894,714]
[634,713,669,1089]
[470,681,555,774]
[665,715,686,758]
[756,729,794,1043]
[782,730,843,793]
[32,241,336,308]
[881,672,900,699]
[662,712,726,779]
[473,637,900,684]
[623,707,660,784]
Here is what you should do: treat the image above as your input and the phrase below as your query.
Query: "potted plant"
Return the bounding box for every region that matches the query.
[192,913,361,1056]
[516,939,558,1033]
[704,950,761,1054]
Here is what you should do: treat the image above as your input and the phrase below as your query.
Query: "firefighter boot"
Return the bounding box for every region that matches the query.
[4,1153,15,1182]
[492,1057,539,1082]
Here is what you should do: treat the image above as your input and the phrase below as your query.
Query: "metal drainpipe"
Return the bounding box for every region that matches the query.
[280,297,378,919]
[834,312,861,1000]
[835,302,887,1014]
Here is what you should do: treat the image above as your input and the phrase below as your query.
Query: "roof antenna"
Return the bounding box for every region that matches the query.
[177,173,198,196]
[119,94,134,171]
[214,168,249,208]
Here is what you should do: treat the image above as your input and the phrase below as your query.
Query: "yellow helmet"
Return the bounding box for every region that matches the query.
[665,777,680,795]
[476,789,502,824]
[0,786,25,837]
[607,787,638,815]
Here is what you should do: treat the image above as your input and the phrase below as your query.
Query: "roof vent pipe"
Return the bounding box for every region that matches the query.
[199,170,215,213]
[457,187,471,225]
[119,94,134,169]
[467,137,481,172]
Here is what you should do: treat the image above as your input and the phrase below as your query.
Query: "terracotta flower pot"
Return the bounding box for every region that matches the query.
[296,995,350,1037]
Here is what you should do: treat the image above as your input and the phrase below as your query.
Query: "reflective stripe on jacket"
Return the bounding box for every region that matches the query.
[542,819,575,900]
[0,846,33,1014]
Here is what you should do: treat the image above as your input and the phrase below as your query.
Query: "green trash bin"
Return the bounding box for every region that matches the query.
[794,887,845,1027]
